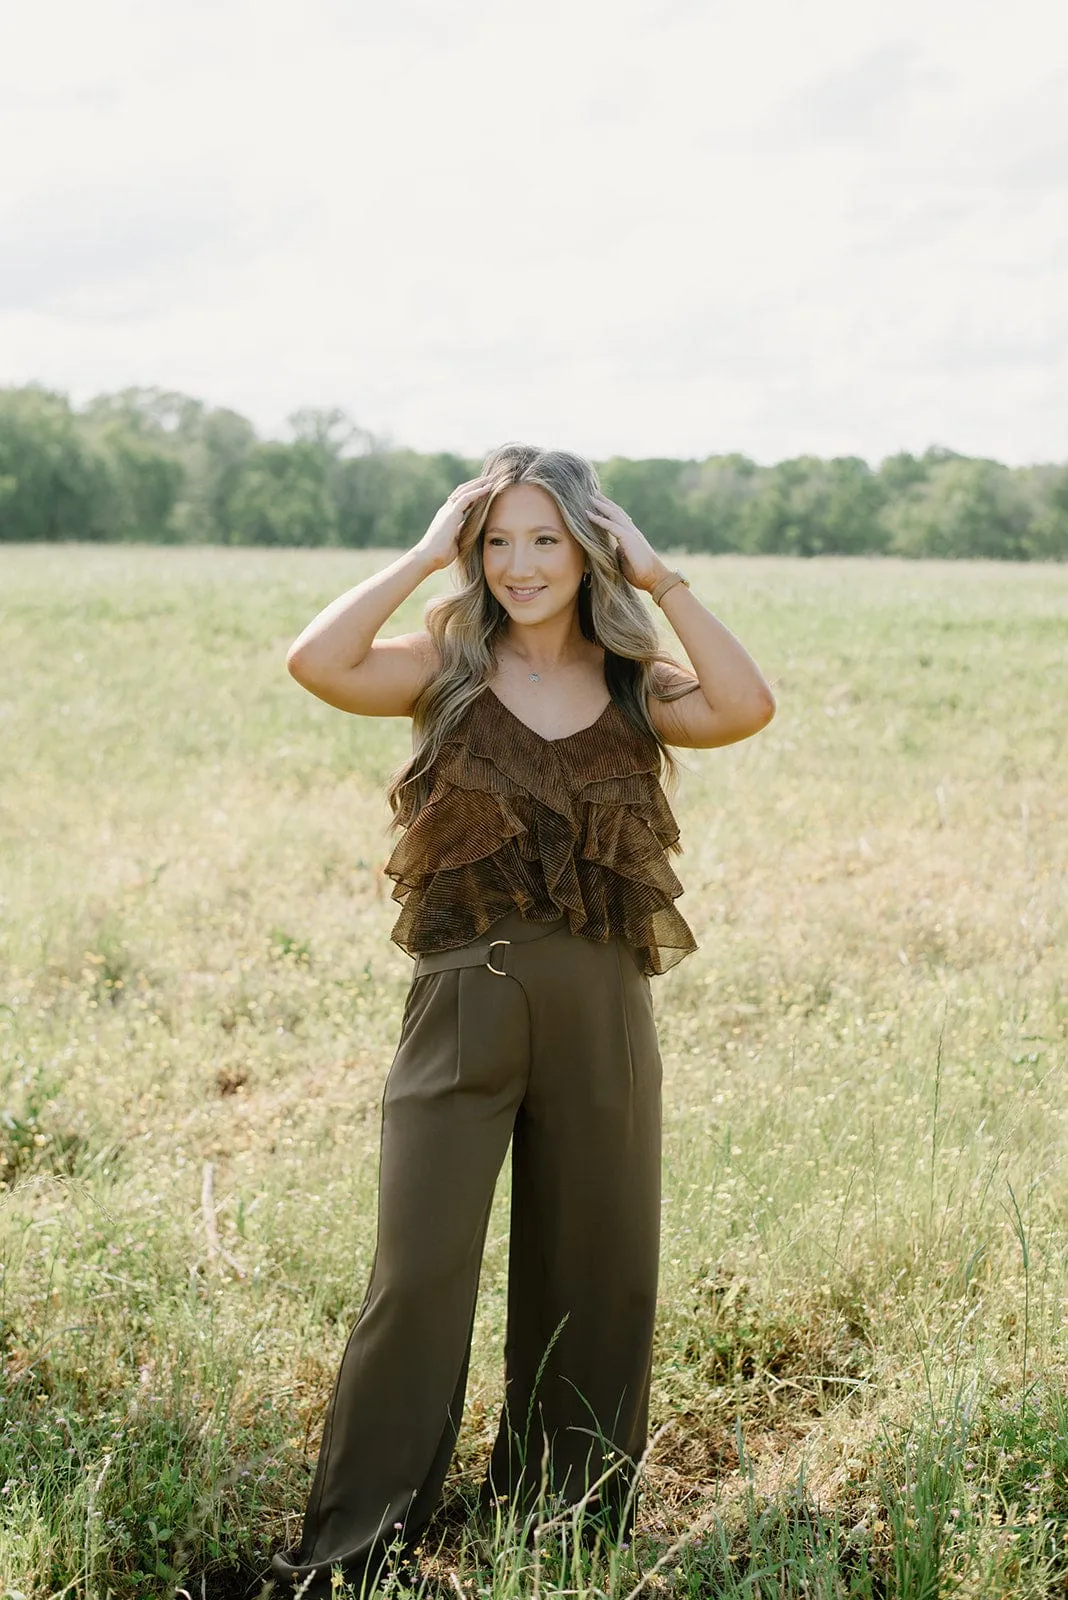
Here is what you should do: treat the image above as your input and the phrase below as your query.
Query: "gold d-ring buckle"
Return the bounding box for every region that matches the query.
[486,939,511,975]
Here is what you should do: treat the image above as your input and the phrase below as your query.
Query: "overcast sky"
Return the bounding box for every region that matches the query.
[1,0,1066,465]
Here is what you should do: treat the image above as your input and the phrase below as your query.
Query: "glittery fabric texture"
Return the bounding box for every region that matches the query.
[384,688,697,976]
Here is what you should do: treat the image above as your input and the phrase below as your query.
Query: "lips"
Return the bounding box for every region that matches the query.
[506,585,547,600]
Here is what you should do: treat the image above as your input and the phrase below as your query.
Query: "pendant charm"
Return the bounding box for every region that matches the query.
[529,672,541,683]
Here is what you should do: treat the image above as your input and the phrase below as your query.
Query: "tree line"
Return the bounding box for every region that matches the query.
[1,382,1066,559]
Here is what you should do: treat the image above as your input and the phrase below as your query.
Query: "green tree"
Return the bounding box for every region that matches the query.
[93,428,184,541]
[738,456,888,555]
[674,454,760,553]
[878,451,929,498]
[333,449,476,548]
[288,406,374,459]
[820,457,889,553]
[3,380,1064,559]
[0,385,110,541]
[596,457,698,548]
[172,406,257,543]
[1015,464,1068,560]
[885,458,1033,559]
[226,441,338,545]
[79,393,186,541]
[78,387,259,543]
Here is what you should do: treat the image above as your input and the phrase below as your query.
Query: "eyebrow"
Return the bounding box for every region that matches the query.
[485,524,562,534]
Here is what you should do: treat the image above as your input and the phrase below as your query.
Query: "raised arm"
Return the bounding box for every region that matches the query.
[587,490,776,750]
[285,475,494,716]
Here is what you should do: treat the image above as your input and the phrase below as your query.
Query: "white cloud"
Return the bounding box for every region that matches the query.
[1,0,1066,464]
[775,42,933,144]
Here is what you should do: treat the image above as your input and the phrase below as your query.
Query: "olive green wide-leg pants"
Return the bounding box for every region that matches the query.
[271,910,663,1593]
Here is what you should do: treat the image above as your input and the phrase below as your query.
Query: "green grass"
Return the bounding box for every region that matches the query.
[1,544,1066,1598]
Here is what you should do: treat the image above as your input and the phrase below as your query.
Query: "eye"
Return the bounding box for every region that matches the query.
[486,536,507,546]
[536,535,559,544]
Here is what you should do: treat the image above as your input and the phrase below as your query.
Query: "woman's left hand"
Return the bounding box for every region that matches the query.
[587,493,668,593]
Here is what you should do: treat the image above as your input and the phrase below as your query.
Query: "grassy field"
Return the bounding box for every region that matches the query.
[1,544,1066,1599]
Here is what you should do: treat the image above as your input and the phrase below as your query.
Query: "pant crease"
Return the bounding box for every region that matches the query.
[273,916,662,1591]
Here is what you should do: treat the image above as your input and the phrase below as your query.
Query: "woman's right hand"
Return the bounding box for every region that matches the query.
[415,476,496,572]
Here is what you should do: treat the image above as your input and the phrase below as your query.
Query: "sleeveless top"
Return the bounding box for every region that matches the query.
[383,686,697,976]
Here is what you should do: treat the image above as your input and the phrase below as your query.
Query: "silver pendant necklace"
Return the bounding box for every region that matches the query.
[498,646,546,683]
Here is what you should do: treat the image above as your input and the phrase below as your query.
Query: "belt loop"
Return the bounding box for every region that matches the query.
[486,939,511,976]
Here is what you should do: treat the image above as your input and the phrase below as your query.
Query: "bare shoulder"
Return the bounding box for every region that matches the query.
[406,630,444,678]
[363,628,443,712]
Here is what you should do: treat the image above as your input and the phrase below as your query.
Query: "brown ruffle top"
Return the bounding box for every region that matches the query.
[384,687,697,976]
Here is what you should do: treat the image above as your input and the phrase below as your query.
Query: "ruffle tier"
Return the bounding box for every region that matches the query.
[384,690,697,976]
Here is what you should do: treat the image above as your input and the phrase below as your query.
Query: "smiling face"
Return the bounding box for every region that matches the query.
[481,483,587,626]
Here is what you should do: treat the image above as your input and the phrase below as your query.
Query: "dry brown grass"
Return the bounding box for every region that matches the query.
[1,545,1065,1596]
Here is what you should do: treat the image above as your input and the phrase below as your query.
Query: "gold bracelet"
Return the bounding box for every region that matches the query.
[651,569,690,606]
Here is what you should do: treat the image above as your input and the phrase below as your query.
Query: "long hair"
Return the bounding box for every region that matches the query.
[386,443,696,825]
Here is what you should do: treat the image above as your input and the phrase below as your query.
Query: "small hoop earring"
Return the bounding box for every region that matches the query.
[582,570,591,587]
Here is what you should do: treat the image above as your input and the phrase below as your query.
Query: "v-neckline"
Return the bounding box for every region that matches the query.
[484,687,615,745]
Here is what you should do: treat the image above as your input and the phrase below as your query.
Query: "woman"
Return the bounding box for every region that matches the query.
[270,444,775,1595]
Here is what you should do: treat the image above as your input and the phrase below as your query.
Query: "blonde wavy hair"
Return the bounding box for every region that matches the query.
[387,443,696,824]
